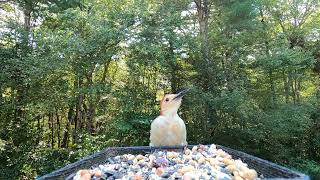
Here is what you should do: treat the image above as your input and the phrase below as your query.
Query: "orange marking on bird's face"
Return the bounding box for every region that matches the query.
[160,94,181,115]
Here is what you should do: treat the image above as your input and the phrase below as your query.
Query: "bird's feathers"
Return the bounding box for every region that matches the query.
[150,115,187,146]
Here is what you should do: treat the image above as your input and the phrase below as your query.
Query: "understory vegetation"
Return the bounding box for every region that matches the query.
[0,0,320,179]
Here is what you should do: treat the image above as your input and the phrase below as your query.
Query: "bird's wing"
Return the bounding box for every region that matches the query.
[178,117,187,145]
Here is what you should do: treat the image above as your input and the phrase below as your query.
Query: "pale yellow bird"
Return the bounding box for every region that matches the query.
[150,89,189,146]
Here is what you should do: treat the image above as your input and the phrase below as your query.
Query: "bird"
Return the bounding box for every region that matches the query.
[150,89,189,146]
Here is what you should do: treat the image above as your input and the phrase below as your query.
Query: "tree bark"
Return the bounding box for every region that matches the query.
[195,0,210,65]
[56,110,61,148]
[297,79,301,103]
[61,121,70,148]
[168,40,178,93]
[22,1,32,50]
[283,69,289,103]
[14,1,33,144]
[42,116,45,129]
[48,113,54,149]
[269,70,276,107]
[289,72,296,104]
[86,69,95,134]
[260,8,277,107]
[37,115,40,131]
[73,77,84,144]
[195,0,214,141]
[62,108,73,148]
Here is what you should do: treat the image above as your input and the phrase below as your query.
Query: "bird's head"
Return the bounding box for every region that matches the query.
[160,89,189,116]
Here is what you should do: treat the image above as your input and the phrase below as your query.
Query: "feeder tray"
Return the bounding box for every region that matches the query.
[37,145,310,180]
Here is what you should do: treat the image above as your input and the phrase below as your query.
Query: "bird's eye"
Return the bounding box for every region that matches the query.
[165,98,169,102]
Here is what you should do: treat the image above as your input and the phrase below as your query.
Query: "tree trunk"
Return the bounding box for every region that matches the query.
[195,0,213,142]
[294,75,298,103]
[42,116,45,129]
[48,113,54,149]
[47,114,50,147]
[73,77,84,143]
[36,115,42,144]
[222,50,230,91]
[61,121,70,148]
[265,40,276,107]
[269,70,276,107]
[168,40,178,93]
[260,8,277,107]
[86,69,95,134]
[195,0,210,65]
[62,108,73,148]
[23,6,31,31]
[56,110,61,148]
[283,69,289,103]
[37,115,40,131]
[289,72,296,104]
[87,103,96,134]
[294,70,301,103]
[13,1,33,146]
[22,1,32,51]
[297,79,301,103]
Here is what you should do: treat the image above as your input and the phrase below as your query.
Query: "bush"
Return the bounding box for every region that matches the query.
[292,160,320,180]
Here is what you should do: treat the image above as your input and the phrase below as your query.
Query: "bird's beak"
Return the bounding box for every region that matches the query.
[173,89,189,100]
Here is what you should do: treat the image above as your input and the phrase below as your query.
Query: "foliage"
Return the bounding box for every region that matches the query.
[0,0,320,179]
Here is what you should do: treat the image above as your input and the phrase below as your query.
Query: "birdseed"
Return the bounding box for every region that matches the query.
[72,144,260,180]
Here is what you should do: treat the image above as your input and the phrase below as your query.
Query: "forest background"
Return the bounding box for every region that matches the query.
[0,0,320,179]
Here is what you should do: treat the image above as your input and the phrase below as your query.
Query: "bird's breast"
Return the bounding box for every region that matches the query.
[168,121,180,132]
[150,115,187,146]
